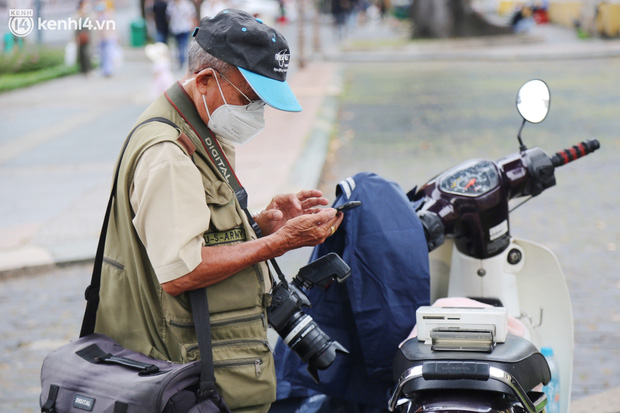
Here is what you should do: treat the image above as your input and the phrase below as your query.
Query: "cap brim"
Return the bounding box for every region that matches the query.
[239,67,302,112]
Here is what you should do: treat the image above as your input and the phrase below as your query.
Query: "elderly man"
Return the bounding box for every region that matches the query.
[92,9,342,413]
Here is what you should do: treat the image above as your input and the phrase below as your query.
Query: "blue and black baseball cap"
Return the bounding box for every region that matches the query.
[192,9,302,112]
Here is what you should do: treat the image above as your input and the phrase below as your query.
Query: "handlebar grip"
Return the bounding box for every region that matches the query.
[550,139,600,167]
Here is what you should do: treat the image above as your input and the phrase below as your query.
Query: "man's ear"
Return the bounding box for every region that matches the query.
[195,69,214,95]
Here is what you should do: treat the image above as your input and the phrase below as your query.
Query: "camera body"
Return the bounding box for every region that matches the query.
[267,253,351,383]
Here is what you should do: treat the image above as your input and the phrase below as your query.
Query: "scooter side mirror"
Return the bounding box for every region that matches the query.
[516,79,550,124]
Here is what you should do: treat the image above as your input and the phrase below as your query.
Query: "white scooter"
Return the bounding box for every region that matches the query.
[389,80,600,413]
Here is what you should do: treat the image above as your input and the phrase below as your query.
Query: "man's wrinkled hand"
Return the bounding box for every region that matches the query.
[254,189,329,236]
[274,208,343,251]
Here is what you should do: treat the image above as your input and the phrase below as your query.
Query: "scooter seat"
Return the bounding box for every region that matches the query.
[393,334,551,396]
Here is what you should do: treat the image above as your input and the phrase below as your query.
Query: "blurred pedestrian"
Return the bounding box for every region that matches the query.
[378,0,389,21]
[348,0,361,29]
[511,5,534,33]
[167,0,197,68]
[75,0,92,75]
[276,0,286,23]
[365,1,380,25]
[152,0,170,43]
[145,42,175,98]
[94,0,119,77]
[332,0,351,40]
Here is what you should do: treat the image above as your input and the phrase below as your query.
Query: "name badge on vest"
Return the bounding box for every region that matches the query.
[204,228,246,246]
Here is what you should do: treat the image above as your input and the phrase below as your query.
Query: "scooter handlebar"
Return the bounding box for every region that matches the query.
[550,139,600,167]
[412,139,601,254]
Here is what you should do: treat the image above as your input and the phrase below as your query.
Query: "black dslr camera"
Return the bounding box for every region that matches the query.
[267,253,351,383]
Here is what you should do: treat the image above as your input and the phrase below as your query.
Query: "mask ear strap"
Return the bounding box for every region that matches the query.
[202,94,212,120]
[203,68,228,124]
[210,68,229,107]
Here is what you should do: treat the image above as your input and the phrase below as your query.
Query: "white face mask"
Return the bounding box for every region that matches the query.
[202,70,265,146]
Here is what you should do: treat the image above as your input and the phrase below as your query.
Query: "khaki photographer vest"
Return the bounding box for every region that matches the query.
[94,85,275,412]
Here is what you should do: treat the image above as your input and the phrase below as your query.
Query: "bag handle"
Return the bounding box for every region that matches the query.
[76,343,160,375]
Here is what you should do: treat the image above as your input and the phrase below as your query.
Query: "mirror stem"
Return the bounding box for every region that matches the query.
[517,118,528,152]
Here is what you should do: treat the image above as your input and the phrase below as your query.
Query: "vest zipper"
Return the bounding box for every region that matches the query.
[210,312,265,328]
[171,312,265,330]
[214,339,274,353]
[212,339,271,349]
[102,257,124,271]
[184,338,274,359]
[213,358,264,378]
[255,359,262,378]
[168,319,193,329]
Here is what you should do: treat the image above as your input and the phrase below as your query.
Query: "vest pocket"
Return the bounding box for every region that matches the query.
[210,307,267,342]
[168,306,268,353]
[179,339,276,408]
[203,181,243,232]
[211,339,276,410]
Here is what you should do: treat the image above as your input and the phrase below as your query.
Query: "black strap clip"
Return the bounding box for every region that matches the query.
[41,384,59,413]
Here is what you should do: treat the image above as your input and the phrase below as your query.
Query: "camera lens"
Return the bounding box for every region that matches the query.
[268,275,349,383]
[279,313,348,382]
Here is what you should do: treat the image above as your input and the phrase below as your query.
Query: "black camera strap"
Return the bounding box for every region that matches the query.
[165,83,289,287]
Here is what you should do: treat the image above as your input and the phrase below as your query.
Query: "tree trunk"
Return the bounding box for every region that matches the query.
[411,0,512,39]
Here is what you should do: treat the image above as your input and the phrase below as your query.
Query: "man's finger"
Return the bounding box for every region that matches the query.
[301,197,329,210]
[296,189,323,201]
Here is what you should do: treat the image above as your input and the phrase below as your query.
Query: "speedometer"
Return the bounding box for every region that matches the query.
[438,160,500,197]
